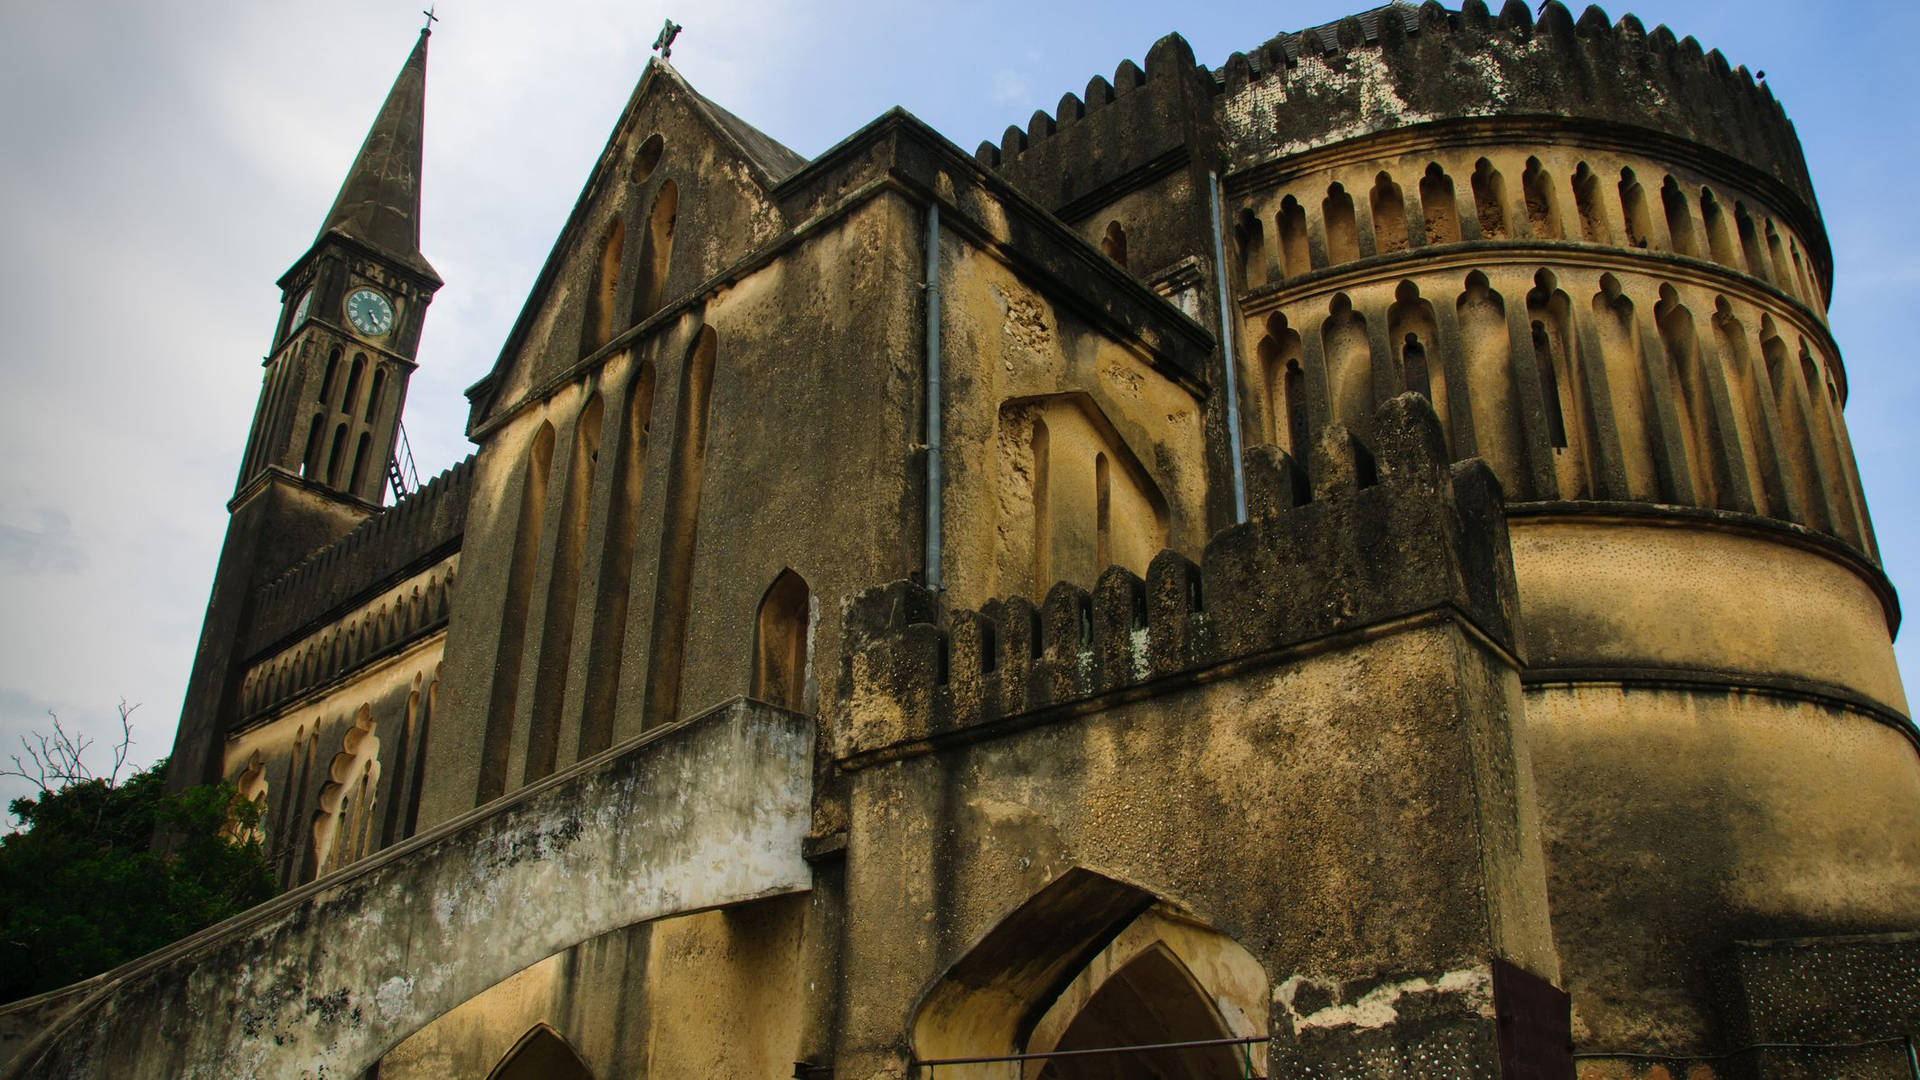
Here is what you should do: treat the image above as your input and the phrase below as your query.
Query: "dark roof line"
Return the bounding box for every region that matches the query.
[677,73,811,183]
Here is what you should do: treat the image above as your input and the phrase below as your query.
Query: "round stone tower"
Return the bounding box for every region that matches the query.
[1214,0,1918,1063]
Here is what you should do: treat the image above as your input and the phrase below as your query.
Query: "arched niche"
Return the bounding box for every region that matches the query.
[750,569,813,713]
[910,870,1267,1080]
[578,218,625,357]
[642,325,717,729]
[995,393,1170,597]
[485,1022,593,1080]
[479,420,557,803]
[1100,221,1128,269]
[632,180,679,323]
[231,751,269,846]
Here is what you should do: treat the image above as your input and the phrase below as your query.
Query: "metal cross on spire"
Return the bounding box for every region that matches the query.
[653,18,682,60]
[421,4,439,33]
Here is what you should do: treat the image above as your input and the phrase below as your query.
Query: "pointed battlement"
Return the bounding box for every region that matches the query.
[974,31,1216,222]
[974,32,1205,171]
[837,394,1519,766]
[976,5,1821,272]
[1215,3,1819,240]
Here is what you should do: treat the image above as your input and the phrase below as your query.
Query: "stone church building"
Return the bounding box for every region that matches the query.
[3,3,1917,1077]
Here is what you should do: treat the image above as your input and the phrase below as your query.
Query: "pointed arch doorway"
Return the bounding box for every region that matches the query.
[911,869,1268,1080]
[484,1023,593,1080]
[1028,943,1245,1080]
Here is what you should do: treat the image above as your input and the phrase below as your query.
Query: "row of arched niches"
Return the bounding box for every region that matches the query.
[237,567,455,718]
[1233,140,1874,560]
[1233,143,1829,312]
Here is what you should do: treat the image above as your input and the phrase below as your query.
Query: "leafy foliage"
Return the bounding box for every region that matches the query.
[0,749,276,1003]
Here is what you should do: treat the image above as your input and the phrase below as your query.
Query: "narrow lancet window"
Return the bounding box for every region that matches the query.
[1278,197,1311,276]
[1101,221,1128,269]
[1421,164,1460,244]
[633,181,679,323]
[1472,158,1508,238]
[750,570,812,713]
[1619,168,1651,248]
[1370,172,1408,253]
[1324,183,1359,263]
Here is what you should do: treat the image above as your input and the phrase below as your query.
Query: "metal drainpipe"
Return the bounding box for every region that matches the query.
[924,201,944,588]
[1207,170,1248,523]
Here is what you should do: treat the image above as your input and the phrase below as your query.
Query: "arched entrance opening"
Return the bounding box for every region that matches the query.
[484,1022,593,1080]
[910,869,1268,1079]
[1030,944,1241,1080]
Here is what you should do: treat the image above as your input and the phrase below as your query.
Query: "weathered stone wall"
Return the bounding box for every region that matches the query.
[222,624,446,888]
[376,898,813,1080]
[468,63,797,428]
[1228,143,1865,556]
[1712,932,1920,1079]
[1529,686,1920,1058]
[936,223,1210,607]
[423,111,1219,831]
[1511,518,1901,710]
[421,190,926,826]
[2,701,813,1080]
[1190,7,1916,1063]
[166,474,378,790]
[830,396,1561,1077]
[246,456,470,658]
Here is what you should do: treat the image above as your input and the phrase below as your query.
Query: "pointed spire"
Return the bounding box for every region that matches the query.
[316,28,439,283]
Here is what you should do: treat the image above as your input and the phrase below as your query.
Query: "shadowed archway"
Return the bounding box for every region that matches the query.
[485,1023,593,1080]
[1032,943,1241,1080]
[910,870,1268,1079]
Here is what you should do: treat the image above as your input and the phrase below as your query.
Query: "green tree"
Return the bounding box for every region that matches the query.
[0,705,276,1002]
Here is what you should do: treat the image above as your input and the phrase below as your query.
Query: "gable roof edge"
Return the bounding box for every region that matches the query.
[464,60,806,427]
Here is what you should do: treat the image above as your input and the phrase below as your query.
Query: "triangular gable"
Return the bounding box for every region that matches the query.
[464,60,807,430]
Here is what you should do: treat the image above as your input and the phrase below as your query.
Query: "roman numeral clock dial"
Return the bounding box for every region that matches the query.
[344,287,395,337]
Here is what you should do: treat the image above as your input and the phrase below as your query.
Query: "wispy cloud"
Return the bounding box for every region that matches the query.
[0,509,87,574]
[991,69,1030,105]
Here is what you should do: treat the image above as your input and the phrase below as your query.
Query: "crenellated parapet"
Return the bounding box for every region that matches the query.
[977,6,1821,267]
[248,455,473,657]
[976,32,1215,222]
[836,393,1518,765]
[1215,2,1821,262]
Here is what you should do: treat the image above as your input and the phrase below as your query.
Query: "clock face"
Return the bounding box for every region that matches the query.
[344,288,395,337]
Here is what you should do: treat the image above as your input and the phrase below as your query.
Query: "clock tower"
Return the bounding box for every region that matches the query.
[167,27,441,790]
[234,26,441,505]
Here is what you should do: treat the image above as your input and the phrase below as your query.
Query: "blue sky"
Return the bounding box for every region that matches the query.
[1,0,1915,813]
